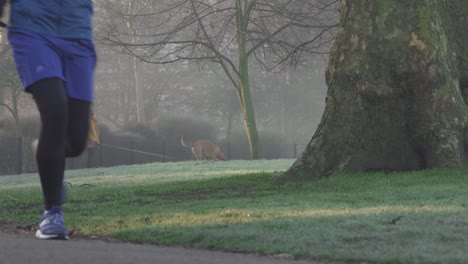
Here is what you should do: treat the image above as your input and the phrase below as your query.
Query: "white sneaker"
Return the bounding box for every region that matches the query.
[35,206,69,240]
[32,139,39,158]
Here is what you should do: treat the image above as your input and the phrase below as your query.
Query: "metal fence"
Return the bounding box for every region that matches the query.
[0,135,307,176]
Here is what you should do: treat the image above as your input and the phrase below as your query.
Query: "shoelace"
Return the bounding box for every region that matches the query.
[41,212,64,225]
[50,213,64,225]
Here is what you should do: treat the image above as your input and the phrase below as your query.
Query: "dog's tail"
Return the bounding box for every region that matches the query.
[179,135,191,148]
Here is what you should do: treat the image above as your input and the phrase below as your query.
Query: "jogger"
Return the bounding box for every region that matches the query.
[1,0,96,239]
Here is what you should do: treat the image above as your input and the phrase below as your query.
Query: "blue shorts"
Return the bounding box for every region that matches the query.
[8,29,97,102]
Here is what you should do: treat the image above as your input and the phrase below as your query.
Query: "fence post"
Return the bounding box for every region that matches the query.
[87,148,95,168]
[130,141,134,164]
[293,143,297,158]
[99,142,102,167]
[162,139,166,162]
[17,136,23,175]
[225,140,230,161]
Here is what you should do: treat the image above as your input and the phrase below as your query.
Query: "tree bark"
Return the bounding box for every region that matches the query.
[281,0,467,180]
[236,0,260,159]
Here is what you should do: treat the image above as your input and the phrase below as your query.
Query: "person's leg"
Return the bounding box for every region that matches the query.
[29,78,70,239]
[58,38,94,226]
[29,78,68,211]
[66,99,91,158]
[60,38,95,158]
[8,30,71,239]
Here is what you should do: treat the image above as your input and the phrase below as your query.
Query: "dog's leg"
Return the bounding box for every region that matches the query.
[192,148,203,160]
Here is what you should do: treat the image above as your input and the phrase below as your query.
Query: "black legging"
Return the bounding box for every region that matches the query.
[29,78,91,210]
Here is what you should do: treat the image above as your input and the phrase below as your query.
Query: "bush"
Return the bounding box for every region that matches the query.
[157,115,218,145]
[119,121,159,139]
[220,129,292,160]
[0,116,40,138]
[95,123,169,166]
[259,130,292,159]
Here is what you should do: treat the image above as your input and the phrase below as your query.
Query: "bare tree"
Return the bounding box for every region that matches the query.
[94,0,155,123]
[100,0,338,159]
[0,30,24,136]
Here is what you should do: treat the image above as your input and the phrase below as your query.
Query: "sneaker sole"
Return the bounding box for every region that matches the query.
[35,229,69,240]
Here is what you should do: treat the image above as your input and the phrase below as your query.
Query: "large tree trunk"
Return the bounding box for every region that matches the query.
[281,0,467,180]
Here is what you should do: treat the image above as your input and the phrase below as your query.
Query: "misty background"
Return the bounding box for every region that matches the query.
[0,0,338,174]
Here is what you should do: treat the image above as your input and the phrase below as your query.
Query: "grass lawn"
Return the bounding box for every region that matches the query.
[0,159,467,264]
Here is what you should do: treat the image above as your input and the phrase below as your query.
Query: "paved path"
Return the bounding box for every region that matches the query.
[0,232,329,264]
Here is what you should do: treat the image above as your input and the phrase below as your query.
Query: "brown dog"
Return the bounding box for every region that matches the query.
[180,136,225,161]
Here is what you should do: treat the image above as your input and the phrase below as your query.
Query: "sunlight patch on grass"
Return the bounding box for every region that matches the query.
[70,204,466,235]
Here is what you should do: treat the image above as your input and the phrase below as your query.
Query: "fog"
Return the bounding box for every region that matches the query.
[0,0,338,164]
[92,47,328,142]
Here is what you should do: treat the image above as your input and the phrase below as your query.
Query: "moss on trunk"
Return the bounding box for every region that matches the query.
[281,0,468,180]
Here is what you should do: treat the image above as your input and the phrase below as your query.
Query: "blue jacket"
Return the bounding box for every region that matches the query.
[8,0,93,39]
